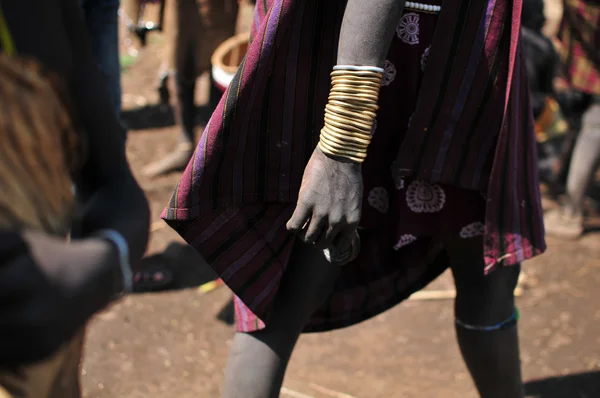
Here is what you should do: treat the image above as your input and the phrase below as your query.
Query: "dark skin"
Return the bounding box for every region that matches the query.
[286,0,403,253]
[0,0,149,366]
[225,0,524,397]
[224,2,408,397]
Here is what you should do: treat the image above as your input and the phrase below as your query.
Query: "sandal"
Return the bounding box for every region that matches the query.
[132,265,173,292]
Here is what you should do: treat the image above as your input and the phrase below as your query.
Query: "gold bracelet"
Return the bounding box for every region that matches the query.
[318,146,367,164]
[330,88,381,102]
[325,103,377,121]
[318,140,367,163]
[319,137,368,154]
[331,80,382,90]
[322,122,372,141]
[331,70,383,78]
[331,76,382,85]
[318,67,383,163]
[318,146,365,164]
[321,126,372,146]
[329,93,380,103]
[324,108,374,130]
[328,99,379,112]
[330,83,380,93]
[324,113,373,135]
[320,132,369,153]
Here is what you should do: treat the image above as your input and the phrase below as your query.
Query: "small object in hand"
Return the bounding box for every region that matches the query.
[322,231,361,266]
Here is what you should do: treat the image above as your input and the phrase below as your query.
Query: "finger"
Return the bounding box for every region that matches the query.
[303,215,327,245]
[286,204,312,234]
[315,224,341,249]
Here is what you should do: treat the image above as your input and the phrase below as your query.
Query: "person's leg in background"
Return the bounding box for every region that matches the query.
[545,101,600,238]
[142,39,197,177]
[81,0,123,127]
[143,0,205,177]
[549,91,594,195]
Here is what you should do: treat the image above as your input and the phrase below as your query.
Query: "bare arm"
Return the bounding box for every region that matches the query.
[337,0,405,67]
[288,0,406,254]
[61,0,149,266]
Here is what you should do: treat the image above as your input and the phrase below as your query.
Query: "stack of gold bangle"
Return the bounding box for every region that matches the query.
[318,68,383,163]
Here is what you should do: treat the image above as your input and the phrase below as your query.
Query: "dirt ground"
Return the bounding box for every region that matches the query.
[81,1,600,397]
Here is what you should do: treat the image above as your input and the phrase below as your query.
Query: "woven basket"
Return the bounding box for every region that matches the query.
[211,33,250,93]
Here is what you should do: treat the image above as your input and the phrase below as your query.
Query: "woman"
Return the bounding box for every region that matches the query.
[544,0,600,239]
[0,0,149,396]
[521,0,568,183]
[163,0,545,396]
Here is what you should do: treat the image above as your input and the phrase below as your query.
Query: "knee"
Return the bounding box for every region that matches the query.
[454,264,520,326]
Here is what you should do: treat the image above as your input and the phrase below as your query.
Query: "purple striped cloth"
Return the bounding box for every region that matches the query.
[163,0,545,271]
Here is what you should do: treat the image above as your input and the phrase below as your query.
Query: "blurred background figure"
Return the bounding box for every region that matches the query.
[82,0,123,121]
[521,0,569,185]
[544,0,600,238]
[0,0,150,396]
[115,0,249,292]
[128,0,239,177]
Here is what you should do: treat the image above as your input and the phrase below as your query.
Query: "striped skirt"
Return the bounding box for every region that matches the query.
[166,1,491,333]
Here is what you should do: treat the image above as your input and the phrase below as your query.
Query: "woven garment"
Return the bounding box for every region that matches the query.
[163,0,545,332]
[559,0,600,95]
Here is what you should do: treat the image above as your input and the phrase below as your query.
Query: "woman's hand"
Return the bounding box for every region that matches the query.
[0,230,119,366]
[287,148,363,260]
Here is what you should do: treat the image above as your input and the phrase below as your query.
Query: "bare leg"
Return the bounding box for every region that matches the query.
[446,236,523,398]
[545,103,600,238]
[565,105,600,213]
[144,54,196,177]
[222,242,339,398]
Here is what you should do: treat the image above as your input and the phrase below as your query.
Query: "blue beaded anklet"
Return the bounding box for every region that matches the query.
[455,308,520,332]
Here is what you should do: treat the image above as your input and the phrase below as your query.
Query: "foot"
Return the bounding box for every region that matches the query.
[143,143,193,178]
[544,208,584,240]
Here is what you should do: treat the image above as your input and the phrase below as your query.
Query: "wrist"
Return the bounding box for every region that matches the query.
[91,237,121,283]
[315,146,362,168]
[317,67,382,163]
[92,229,133,295]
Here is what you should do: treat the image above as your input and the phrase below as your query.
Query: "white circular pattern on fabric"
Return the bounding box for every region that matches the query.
[381,60,397,86]
[393,234,418,250]
[421,45,430,72]
[406,180,446,213]
[397,13,420,45]
[393,174,405,190]
[368,187,389,213]
[459,222,485,239]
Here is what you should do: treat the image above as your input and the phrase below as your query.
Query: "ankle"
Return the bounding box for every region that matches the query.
[561,200,583,219]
